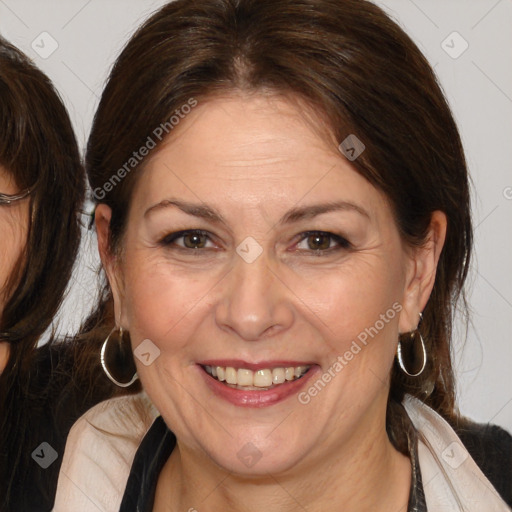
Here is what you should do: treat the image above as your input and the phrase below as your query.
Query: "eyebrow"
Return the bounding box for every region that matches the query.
[144,199,228,224]
[281,201,370,224]
[144,198,370,225]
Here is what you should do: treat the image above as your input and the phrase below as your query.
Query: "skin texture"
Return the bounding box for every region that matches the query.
[0,165,29,372]
[97,94,447,511]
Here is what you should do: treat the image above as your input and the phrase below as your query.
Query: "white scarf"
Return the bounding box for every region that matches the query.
[54,393,511,511]
[403,395,511,511]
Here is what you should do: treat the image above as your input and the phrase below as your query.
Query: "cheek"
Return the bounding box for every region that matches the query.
[0,211,28,296]
[303,258,403,331]
[122,255,217,353]
[296,256,406,378]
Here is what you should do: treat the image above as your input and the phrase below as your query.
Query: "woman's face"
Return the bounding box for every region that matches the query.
[0,165,29,369]
[100,94,443,475]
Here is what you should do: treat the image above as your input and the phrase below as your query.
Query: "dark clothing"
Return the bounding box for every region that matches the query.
[457,421,512,504]
[0,342,119,512]
[120,417,176,512]
[120,415,512,512]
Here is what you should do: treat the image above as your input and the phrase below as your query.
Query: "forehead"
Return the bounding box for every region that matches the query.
[132,94,389,220]
[170,94,336,161]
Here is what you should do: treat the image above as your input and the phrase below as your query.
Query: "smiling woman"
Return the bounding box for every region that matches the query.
[54,1,511,511]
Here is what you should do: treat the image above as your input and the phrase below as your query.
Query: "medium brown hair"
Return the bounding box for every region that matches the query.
[87,0,472,448]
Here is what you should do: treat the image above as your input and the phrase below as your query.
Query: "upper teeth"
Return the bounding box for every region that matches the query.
[204,365,310,388]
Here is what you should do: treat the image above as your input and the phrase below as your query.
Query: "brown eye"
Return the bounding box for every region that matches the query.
[183,232,208,249]
[295,231,351,255]
[160,229,214,250]
[306,233,331,251]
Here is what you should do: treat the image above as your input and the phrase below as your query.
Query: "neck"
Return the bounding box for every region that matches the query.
[154,401,411,512]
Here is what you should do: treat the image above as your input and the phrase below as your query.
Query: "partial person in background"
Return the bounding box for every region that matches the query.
[0,37,124,511]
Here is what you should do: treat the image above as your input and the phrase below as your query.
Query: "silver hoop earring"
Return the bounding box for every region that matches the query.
[100,326,139,388]
[397,313,426,377]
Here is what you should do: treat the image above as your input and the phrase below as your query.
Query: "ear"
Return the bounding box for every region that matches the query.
[399,210,447,333]
[95,204,125,326]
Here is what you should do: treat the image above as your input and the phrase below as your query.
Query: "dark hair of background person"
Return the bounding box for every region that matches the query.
[85,0,473,451]
[0,37,124,511]
[0,35,83,360]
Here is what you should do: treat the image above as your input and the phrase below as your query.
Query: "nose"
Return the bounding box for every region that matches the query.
[215,251,294,341]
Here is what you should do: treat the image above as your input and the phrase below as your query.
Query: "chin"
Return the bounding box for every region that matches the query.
[203,429,310,477]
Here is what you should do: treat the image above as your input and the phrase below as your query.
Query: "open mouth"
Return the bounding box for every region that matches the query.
[202,364,311,391]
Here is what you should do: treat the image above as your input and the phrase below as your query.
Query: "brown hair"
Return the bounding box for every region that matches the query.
[87,0,472,449]
[0,36,86,506]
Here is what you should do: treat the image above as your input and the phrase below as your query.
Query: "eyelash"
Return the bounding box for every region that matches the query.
[159,229,351,256]
[295,231,351,255]
[159,230,216,252]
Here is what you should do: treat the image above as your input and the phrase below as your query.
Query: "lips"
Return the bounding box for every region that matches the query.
[197,360,318,407]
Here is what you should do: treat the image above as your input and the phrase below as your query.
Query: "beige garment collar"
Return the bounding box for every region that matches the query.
[403,395,510,511]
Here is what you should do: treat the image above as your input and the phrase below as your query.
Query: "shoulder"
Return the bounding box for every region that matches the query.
[456,419,512,454]
[53,392,159,512]
[455,420,512,506]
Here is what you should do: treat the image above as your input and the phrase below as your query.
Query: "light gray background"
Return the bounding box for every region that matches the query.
[1,0,511,431]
